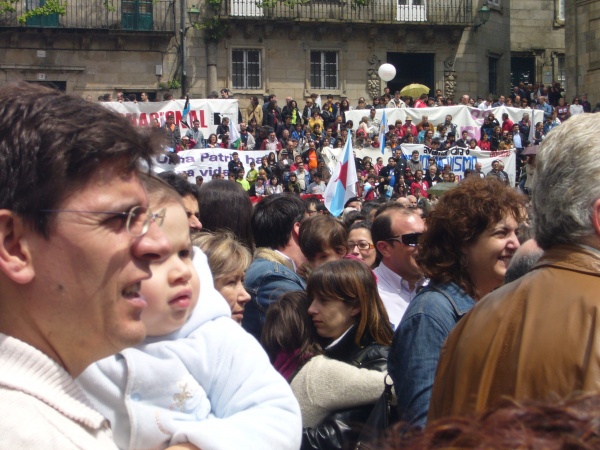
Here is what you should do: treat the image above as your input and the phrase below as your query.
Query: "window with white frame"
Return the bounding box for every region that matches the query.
[310,51,338,90]
[232,49,261,90]
[556,0,565,21]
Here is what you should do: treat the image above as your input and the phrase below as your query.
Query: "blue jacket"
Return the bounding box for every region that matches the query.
[388,282,475,428]
[242,248,307,341]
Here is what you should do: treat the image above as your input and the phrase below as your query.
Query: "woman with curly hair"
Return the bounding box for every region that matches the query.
[388,177,527,429]
[206,133,218,148]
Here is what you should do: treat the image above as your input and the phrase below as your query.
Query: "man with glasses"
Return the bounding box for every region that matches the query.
[0,82,171,447]
[371,204,426,328]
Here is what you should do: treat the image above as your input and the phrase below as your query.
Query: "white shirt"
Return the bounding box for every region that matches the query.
[374,262,424,329]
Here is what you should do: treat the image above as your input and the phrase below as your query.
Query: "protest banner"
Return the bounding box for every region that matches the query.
[158,145,516,186]
[153,148,271,182]
[103,99,239,135]
[345,105,543,145]
[350,144,517,186]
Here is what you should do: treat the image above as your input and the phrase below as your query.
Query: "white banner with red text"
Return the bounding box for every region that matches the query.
[103,99,239,135]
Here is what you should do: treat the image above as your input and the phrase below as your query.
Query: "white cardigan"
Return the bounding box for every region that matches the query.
[291,355,387,427]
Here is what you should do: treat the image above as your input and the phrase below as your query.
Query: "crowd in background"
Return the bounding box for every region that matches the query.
[6,81,600,449]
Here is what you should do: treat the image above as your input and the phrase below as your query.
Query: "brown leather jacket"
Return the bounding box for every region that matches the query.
[428,244,600,421]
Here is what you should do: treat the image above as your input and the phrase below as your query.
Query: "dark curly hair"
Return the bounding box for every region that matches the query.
[386,394,600,450]
[416,177,526,299]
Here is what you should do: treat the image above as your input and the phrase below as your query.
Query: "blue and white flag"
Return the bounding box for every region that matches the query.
[379,110,387,154]
[324,134,358,217]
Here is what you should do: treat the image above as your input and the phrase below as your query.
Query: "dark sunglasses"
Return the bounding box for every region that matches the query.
[386,232,422,247]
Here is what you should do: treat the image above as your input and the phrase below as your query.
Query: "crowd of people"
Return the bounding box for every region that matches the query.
[147,83,592,203]
[3,80,600,450]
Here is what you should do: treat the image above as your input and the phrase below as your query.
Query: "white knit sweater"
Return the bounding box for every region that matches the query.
[0,333,117,449]
[291,355,387,427]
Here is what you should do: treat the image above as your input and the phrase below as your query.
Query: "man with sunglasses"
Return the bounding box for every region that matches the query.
[371,204,427,329]
[0,82,171,447]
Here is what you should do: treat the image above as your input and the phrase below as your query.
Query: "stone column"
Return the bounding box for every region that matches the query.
[206,41,218,97]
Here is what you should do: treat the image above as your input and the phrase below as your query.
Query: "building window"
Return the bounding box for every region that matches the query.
[556,0,565,20]
[26,0,59,27]
[489,56,499,95]
[122,0,154,31]
[556,54,565,88]
[232,49,262,90]
[310,51,338,90]
[397,0,427,21]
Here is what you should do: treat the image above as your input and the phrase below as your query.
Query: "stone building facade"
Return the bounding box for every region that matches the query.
[0,0,560,108]
[565,0,599,102]
[186,0,512,110]
[510,0,565,90]
[0,1,176,99]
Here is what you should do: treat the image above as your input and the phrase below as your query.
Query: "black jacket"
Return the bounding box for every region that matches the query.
[301,327,389,450]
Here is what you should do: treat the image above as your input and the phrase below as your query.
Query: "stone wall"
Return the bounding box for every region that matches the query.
[0,30,174,99]
[510,0,565,86]
[566,0,600,103]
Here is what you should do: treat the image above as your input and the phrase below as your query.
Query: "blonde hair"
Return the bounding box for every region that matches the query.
[192,230,252,281]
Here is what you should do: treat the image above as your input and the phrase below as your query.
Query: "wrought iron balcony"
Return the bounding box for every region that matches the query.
[223,0,471,25]
[0,0,176,33]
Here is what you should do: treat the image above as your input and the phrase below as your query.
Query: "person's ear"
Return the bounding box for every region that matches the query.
[350,305,361,317]
[0,210,35,284]
[591,199,600,238]
[376,240,391,258]
[292,221,302,240]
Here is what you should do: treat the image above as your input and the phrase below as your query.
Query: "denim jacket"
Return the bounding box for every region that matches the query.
[242,248,306,341]
[388,282,475,428]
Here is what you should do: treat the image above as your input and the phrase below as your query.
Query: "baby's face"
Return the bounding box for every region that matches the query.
[141,202,199,336]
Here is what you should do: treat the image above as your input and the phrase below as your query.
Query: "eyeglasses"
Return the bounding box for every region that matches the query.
[39,206,166,237]
[386,232,422,247]
[347,241,375,251]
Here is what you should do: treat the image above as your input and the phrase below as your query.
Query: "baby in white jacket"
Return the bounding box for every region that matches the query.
[78,176,302,450]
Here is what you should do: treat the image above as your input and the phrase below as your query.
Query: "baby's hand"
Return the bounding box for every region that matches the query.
[166,444,201,450]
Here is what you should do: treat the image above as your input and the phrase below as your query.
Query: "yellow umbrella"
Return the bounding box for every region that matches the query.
[400,83,430,98]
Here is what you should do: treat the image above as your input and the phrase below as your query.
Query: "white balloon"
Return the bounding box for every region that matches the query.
[378,64,396,82]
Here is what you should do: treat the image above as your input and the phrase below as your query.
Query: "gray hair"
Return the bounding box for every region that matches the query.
[533,114,600,249]
[505,239,543,283]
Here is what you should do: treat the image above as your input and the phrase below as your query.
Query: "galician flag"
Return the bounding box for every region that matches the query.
[229,121,241,149]
[379,110,387,154]
[324,133,358,217]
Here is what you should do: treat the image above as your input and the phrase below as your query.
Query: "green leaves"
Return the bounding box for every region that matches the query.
[15,0,66,24]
